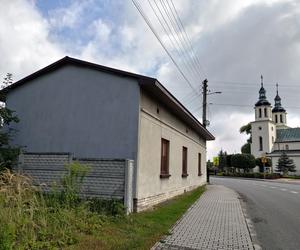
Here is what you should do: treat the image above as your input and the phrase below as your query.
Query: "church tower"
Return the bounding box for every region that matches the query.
[250,76,276,158]
[272,84,288,129]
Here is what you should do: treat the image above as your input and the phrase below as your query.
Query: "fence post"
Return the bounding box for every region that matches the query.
[124,159,134,214]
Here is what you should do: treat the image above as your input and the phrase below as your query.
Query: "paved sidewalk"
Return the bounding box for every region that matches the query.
[153,185,254,250]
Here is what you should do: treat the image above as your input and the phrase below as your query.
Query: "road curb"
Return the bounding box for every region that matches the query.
[237,193,262,250]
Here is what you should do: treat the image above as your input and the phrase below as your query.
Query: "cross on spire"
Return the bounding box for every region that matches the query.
[261,75,263,87]
[276,83,279,95]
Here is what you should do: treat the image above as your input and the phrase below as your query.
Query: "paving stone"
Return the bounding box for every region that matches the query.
[153,185,254,250]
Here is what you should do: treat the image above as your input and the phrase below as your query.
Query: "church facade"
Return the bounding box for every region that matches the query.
[250,76,300,175]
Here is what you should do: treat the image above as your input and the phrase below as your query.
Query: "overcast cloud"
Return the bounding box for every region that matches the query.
[1,0,300,159]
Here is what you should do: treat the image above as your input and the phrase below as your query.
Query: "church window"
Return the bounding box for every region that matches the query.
[258,127,262,130]
[272,136,274,143]
[280,114,283,123]
[275,115,278,123]
[271,126,274,131]
[285,145,289,150]
[259,108,262,118]
[259,136,263,151]
[264,108,267,117]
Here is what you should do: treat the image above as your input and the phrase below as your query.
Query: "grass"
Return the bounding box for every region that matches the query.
[0,165,206,250]
[69,185,206,250]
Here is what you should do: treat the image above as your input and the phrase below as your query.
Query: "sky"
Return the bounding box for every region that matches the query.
[1,0,300,159]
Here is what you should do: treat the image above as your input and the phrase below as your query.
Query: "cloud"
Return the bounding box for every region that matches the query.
[2,0,300,160]
[48,0,94,30]
[0,0,63,81]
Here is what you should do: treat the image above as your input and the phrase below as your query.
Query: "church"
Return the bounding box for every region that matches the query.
[250,76,300,175]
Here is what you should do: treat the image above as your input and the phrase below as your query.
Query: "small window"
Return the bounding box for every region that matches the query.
[160,139,170,178]
[285,145,289,150]
[259,127,262,130]
[275,115,278,123]
[198,153,202,176]
[280,114,283,123]
[182,147,188,177]
[271,127,274,131]
[272,136,274,143]
[259,108,262,118]
[259,136,263,151]
[264,108,267,117]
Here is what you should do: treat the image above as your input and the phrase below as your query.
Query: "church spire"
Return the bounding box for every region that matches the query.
[256,75,270,106]
[272,83,285,112]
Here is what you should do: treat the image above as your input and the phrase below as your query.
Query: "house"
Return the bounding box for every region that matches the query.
[1,56,214,212]
[250,76,300,175]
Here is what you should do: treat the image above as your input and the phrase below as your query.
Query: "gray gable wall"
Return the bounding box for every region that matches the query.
[6,64,140,160]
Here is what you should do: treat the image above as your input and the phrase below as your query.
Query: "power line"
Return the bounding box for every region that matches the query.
[147,0,199,86]
[158,0,203,80]
[132,0,199,94]
[169,0,207,78]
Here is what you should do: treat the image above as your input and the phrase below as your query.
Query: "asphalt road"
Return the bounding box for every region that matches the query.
[211,177,300,250]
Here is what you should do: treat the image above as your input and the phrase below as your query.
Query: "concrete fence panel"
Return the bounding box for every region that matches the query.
[17,152,134,213]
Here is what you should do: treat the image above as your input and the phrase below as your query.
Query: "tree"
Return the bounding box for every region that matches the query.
[255,157,272,172]
[0,73,19,171]
[1,73,13,89]
[240,123,252,154]
[231,153,256,172]
[276,151,296,175]
[218,150,227,172]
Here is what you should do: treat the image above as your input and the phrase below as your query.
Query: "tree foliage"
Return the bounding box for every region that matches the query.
[241,143,251,154]
[231,153,256,172]
[239,123,251,135]
[218,150,227,172]
[276,151,296,175]
[0,73,20,171]
[240,123,252,153]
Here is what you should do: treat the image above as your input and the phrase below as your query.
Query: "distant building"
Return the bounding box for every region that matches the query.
[1,56,214,211]
[250,76,300,174]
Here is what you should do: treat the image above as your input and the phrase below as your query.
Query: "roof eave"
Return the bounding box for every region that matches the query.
[139,79,215,141]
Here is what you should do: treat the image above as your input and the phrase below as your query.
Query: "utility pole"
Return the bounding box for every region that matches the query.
[202,79,208,128]
[202,79,221,127]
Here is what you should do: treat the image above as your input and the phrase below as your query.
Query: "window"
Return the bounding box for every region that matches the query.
[259,108,262,118]
[275,115,278,123]
[285,145,289,150]
[198,153,202,176]
[271,126,274,131]
[264,108,267,117]
[280,114,283,123]
[258,127,262,130]
[160,138,170,178]
[182,147,188,177]
[259,136,263,151]
[272,136,274,143]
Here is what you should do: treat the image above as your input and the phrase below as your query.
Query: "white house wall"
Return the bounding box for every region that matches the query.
[136,91,206,211]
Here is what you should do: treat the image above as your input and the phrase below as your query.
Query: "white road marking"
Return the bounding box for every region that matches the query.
[270,186,277,189]
[261,185,266,187]
[290,191,299,194]
[280,188,287,191]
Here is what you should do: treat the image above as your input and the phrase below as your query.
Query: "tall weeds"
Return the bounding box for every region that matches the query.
[0,162,117,250]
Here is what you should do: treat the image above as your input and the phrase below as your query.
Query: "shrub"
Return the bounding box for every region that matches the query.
[231,153,256,172]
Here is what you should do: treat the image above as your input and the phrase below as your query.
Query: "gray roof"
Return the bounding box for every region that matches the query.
[276,128,300,142]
